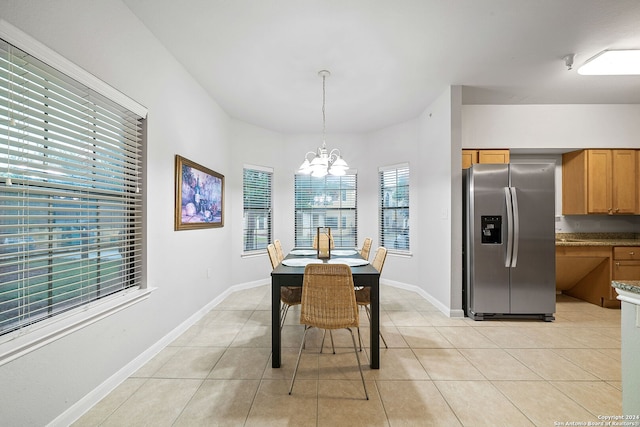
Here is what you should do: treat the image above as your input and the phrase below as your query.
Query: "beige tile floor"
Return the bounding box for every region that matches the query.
[73,286,622,426]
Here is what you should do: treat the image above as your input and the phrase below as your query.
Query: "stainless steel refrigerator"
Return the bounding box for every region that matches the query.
[463,163,556,321]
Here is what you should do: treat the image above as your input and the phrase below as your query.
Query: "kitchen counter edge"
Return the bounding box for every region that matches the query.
[556,233,640,247]
[612,281,640,306]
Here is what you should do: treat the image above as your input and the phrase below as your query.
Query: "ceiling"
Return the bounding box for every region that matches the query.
[123,0,640,134]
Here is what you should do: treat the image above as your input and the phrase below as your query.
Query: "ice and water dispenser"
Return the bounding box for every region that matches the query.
[480,216,502,244]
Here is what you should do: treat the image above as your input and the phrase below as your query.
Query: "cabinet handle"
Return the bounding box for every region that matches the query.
[616,262,620,267]
[631,251,635,256]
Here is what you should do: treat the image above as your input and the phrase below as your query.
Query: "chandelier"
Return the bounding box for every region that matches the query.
[298,70,349,177]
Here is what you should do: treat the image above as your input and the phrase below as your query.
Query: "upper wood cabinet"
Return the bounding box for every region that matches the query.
[562,149,638,215]
[461,150,478,169]
[462,149,509,169]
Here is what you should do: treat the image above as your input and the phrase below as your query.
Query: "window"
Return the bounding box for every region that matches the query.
[379,164,410,252]
[0,37,145,337]
[243,166,272,252]
[295,173,357,247]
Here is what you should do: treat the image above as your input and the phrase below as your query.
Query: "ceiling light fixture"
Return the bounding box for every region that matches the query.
[578,49,640,75]
[298,70,348,178]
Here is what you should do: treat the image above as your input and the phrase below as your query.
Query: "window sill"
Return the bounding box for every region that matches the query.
[241,250,267,259]
[387,250,413,258]
[0,286,154,367]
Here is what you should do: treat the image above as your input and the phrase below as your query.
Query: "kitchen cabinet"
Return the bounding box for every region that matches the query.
[613,246,640,283]
[461,150,478,169]
[562,149,638,215]
[462,149,509,169]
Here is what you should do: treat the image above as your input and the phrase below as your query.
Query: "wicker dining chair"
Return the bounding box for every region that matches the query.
[267,243,302,329]
[274,239,285,263]
[356,246,388,350]
[289,263,368,400]
[312,233,335,249]
[359,237,372,261]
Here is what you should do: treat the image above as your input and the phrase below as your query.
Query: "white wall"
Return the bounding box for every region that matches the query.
[417,87,463,314]
[0,1,232,425]
[462,104,640,150]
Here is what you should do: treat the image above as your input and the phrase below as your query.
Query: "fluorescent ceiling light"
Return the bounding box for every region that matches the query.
[578,49,640,75]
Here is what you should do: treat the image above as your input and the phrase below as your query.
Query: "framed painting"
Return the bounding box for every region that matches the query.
[175,155,224,230]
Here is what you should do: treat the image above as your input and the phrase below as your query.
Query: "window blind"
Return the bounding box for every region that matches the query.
[294,173,357,248]
[379,164,410,252]
[0,38,144,336]
[243,166,272,252]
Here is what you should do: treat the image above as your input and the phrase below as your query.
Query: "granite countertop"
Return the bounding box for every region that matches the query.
[612,280,640,294]
[612,281,640,305]
[556,232,640,247]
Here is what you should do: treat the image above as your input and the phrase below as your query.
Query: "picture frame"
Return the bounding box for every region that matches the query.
[175,155,224,230]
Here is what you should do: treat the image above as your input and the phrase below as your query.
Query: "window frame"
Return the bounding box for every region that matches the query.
[0,20,149,366]
[379,163,410,254]
[242,164,273,254]
[294,172,358,248]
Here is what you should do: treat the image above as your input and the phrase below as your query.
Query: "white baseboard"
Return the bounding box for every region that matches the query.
[381,279,465,318]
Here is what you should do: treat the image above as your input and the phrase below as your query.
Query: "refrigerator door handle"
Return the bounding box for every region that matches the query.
[510,187,520,268]
[504,187,514,268]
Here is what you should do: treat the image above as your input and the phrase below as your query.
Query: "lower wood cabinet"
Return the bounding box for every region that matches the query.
[557,245,640,308]
[613,246,640,282]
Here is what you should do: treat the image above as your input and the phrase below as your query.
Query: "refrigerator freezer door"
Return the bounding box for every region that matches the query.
[467,164,510,316]
[508,163,556,315]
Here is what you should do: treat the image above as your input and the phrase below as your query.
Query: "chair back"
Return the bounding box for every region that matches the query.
[274,239,285,263]
[312,234,335,249]
[371,246,387,273]
[300,263,358,329]
[267,243,279,269]
[360,237,372,260]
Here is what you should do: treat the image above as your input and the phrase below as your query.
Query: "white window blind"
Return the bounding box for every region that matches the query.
[379,164,410,252]
[294,173,357,248]
[0,38,144,336]
[243,166,272,252]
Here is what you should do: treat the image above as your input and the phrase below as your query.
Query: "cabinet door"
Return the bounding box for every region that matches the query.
[613,261,640,280]
[478,149,510,164]
[462,150,478,169]
[561,150,588,215]
[612,150,637,214]
[587,150,612,214]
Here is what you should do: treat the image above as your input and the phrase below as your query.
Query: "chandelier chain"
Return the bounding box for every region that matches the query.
[321,72,326,146]
[298,69,348,177]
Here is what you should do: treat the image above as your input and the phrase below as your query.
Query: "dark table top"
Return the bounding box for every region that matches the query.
[271,248,380,278]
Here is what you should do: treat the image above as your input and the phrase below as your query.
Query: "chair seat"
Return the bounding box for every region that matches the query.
[355,287,370,304]
[281,286,302,305]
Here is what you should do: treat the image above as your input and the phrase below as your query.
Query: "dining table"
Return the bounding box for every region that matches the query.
[271,248,381,369]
